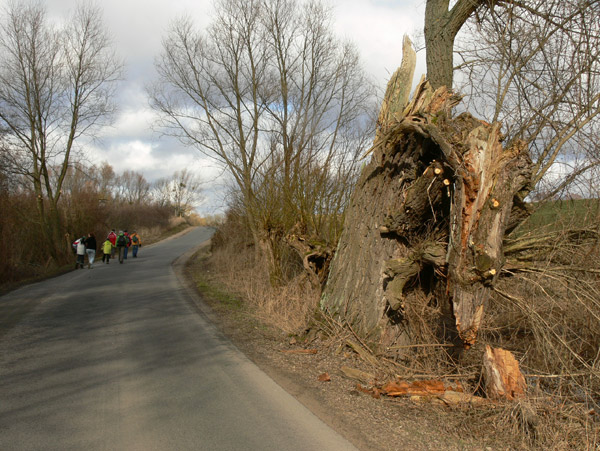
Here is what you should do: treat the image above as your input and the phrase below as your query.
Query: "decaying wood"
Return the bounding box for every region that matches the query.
[354,376,487,406]
[383,379,447,396]
[384,241,446,311]
[445,122,531,347]
[381,162,447,239]
[318,372,331,382]
[482,345,526,400]
[340,366,376,384]
[285,231,333,288]
[408,391,487,406]
[376,35,416,137]
[435,390,487,406]
[345,340,379,366]
[356,383,382,399]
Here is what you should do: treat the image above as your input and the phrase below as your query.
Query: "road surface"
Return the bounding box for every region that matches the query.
[0,227,357,450]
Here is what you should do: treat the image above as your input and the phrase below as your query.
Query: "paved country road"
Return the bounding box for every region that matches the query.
[0,227,357,451]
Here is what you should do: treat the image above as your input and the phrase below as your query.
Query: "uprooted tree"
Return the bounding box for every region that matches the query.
[320,0,600,361]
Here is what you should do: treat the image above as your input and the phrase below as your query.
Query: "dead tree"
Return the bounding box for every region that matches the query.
[320,40,532,351]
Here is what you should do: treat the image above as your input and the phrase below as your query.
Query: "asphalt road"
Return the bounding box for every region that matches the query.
[0,227,357,451]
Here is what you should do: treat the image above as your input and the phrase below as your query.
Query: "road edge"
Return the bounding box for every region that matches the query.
[171,235,371,451]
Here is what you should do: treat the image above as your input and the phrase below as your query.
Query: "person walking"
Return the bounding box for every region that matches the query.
[107,229,117,259]
[115,231,127,264]
[130,230,141,258]
[75,237,86,269]
[123,230,132,260]
[84,233,97,269]
[102,237,113,264]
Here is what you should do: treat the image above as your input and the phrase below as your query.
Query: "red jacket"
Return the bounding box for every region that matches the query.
[108,231,117,246]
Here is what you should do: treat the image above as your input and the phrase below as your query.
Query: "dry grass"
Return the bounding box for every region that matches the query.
[199,246,600,450]
[208,243,320,335]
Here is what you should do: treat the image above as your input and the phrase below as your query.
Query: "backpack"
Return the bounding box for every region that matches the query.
[132,235,139,244]
[117,235,126,246]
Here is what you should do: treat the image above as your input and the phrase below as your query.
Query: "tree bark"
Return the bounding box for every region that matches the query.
[445,119,531,346]
[424,0,485,90]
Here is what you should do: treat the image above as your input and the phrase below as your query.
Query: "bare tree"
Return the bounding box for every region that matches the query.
[97,161,116,201]
[150,0,375,268]
[456,0,600,201]
[114,170,150,205]
[0,1,122,259]
[151,176,172,209]
[150,0,269,251]
[151,169,204,217]
[170,169,203,217]
[259,0,375,234]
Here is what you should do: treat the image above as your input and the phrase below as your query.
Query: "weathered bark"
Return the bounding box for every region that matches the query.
[284,230,333,288]
[319,37,419,343]
[424,0,485,90]
[321,40,532,350]
[444,120,531,346]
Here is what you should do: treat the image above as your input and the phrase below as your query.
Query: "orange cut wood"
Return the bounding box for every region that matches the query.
[482,345,526,400]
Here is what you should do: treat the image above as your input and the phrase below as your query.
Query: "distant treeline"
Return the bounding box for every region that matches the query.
[0,161,202,286]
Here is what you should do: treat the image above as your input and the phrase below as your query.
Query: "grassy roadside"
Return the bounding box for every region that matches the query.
[187,257,243,311]
[0,263,74,297]
[146,222,192,245]
[182,245,526,451]
[184,223,600,450]
[184,247,265,327]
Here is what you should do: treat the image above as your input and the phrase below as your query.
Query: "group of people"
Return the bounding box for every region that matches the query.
[74,229,142,268]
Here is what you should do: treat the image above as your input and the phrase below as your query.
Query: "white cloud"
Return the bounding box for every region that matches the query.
[101,109,155,140]
[332,0,425,86]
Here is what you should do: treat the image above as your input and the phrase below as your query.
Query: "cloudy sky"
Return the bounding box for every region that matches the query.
[40,0,426,213]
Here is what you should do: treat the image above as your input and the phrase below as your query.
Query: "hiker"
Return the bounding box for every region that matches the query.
[123,229,132,260]
[75,237,86,269]
[115,230,128,264]
[102,236,113,264]
[107,229,117,259]
[84,233,97,269]
[130,230,141,258]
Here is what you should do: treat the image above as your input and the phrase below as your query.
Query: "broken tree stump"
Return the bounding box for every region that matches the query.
[321,36,533,353]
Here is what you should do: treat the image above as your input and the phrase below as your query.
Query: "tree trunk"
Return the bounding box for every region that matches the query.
[424,0,455,91]
[321,59,532,350]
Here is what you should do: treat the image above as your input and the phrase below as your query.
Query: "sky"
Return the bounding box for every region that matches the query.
[37,0,427,214]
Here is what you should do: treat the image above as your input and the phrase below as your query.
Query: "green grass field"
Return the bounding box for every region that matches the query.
[523,198,600,231]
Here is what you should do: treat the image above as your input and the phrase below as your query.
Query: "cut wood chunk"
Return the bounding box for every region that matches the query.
[383,379,446,397]
[482,345,526,400]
